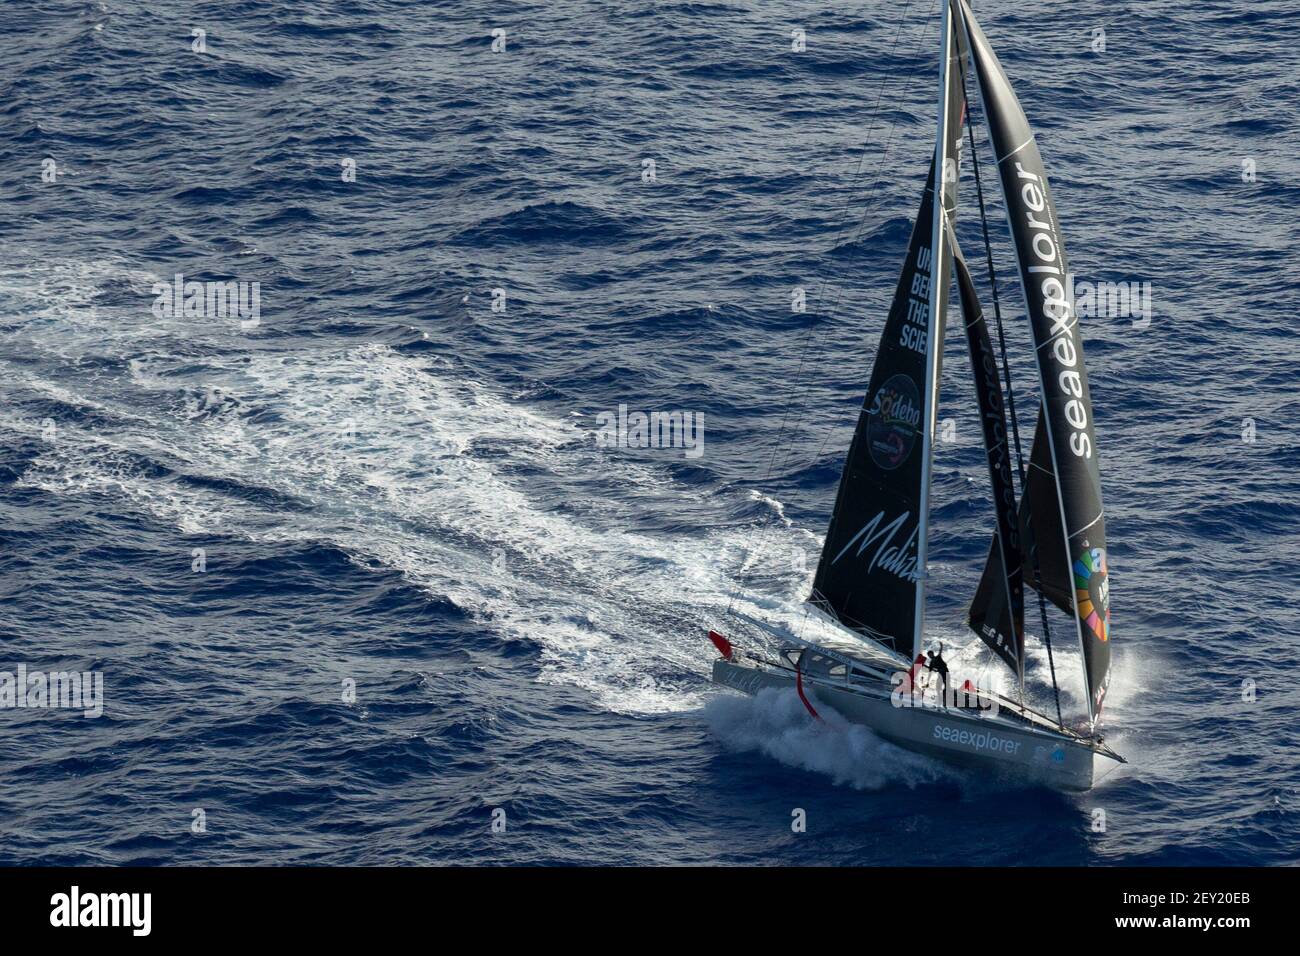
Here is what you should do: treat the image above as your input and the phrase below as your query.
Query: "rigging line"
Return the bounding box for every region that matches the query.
[965,98,1021,473]
[963,59,1063,729]
[808,0,923,307]
[758,0,928,488]
[803,22,944,477]
[801,14,951,479]
[804,13,964,483]
[725,0,934,619]
[773,0,940,486]
[834,0,945,276]
[1092,756,1126,786]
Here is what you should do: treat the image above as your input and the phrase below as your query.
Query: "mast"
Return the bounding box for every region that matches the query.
[911,0,956,663]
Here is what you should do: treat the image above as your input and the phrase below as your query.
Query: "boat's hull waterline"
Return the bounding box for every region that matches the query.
[711,656,1096,791]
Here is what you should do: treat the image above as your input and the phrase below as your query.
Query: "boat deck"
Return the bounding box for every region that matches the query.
[725,609,1121,759]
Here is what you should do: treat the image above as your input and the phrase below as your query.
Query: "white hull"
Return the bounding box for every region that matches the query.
[713,656,1098,791]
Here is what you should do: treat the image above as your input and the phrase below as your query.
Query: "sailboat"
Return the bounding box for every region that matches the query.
[708,0,1124,791]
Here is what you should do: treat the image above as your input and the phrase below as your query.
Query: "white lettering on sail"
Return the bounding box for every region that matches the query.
[899,243,933,354]
[1014,161,1092,459]
[867,383,921,428]
[831,510,920,582]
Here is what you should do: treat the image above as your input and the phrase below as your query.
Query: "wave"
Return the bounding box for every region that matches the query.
[452,200,635,247]
[705,688,955,790]
[3,259,819,716]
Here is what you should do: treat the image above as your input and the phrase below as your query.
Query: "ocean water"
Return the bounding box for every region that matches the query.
[1,0,1297,866]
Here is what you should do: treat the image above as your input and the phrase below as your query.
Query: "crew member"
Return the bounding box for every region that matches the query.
[927,643,949,706]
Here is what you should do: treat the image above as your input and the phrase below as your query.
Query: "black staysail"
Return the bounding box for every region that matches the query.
[1016,411,1074,616]
[811,6,966,654]
[970,410,1075,639]
[810,161,940,650]
[957,0,1111,720]
[951,234,1024,676]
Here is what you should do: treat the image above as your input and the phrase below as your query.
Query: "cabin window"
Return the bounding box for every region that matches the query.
[829,664,847,677]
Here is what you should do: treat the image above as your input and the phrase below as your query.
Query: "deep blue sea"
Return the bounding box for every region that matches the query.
[1,0,1297,866]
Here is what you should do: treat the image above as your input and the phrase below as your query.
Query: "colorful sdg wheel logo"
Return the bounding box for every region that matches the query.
[1074,547,1109,642]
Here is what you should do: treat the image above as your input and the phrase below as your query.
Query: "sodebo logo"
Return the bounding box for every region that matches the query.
[50,886,151,937]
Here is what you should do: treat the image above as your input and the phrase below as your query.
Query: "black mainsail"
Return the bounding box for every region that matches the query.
[956,0,1111,721]
[811,4,965,658]
[951,233,1024,677]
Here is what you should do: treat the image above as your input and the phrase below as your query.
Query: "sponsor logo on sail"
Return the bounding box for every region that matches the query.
[831,509,919,583]
[1013,162,1093,460]
[866,374,921,470]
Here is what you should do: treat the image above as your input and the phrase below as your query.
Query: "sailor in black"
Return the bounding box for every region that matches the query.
[927,643,949,705]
